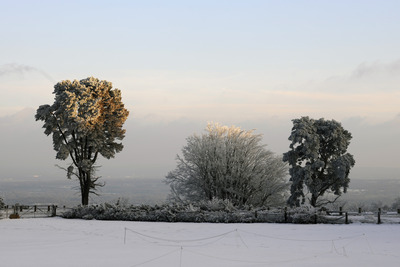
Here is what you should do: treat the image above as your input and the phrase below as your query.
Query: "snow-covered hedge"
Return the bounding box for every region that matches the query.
[0,197,4,219]
[61,199,337,224]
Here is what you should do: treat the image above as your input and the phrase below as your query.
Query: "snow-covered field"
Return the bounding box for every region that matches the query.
[1,218,399,267]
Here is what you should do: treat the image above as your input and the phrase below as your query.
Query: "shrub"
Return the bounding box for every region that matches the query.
[61,200,336,224]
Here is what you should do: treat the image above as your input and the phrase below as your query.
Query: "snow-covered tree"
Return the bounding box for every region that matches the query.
[283,117,355,207]
[165,123,288,207]
[391,197,400,211]
[35,77,129,205]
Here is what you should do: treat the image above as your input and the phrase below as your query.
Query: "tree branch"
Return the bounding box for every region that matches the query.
[52,113,79,167]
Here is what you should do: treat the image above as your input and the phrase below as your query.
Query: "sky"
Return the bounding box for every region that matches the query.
[1,0,399,186]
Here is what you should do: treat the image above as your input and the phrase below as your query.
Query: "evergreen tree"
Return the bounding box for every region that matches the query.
[283,117,355,207]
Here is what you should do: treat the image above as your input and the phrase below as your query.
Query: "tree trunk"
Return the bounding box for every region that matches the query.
[310,194,318,207]
[81,186,90,206]
[79,170,91,206]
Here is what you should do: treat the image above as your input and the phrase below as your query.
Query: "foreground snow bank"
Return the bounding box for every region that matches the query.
[1,218,399,267]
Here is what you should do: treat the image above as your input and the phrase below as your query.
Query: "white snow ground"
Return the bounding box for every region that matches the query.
[1,217,399,267]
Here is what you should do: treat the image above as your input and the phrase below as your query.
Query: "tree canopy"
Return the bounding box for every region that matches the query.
[283,117,355,207]
[165,123,288,207]
[35,77,129,205]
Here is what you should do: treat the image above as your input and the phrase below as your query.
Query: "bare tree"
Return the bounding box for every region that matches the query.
[35,77,129,205]
[166,123,288,207]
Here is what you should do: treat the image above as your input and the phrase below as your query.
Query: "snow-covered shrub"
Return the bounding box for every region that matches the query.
[175,211,205,222]
[357,214,376,224]
[254,208,286,223]
[197,198,236,212]
[288,206,317,224]
[166,123,288,207]
[0,197,4,219]
[61,202,342,224]
[288,206,331,224]
[82,214,94,220]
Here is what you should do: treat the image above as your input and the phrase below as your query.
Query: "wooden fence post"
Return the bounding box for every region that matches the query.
[339,207,343,216]
[284,207,288,223]
[345,212,349,224]
[10,204,20,219]
[51,205,57,217]
[358,207,362,214]
[377,208,381,224]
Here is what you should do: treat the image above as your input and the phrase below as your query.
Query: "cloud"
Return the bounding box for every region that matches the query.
[313,59,400,97]
[0,63,55,83]
[127,85,399,125]
[351,59,400,79]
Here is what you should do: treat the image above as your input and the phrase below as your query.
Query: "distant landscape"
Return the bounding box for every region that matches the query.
[1,177,399,209]
[340,179,400,209]
[0,178,169,206]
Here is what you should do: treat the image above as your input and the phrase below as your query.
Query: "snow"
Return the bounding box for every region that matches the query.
[1,217,399,267]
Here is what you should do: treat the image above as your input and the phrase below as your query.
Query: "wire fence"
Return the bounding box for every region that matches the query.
[123,226,378,267]
[0,204,73,219]
[324,207,400,224]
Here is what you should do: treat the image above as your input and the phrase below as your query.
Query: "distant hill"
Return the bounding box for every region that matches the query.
[341,178,400,208]
[0,178,170,206]
[1,177,399,208]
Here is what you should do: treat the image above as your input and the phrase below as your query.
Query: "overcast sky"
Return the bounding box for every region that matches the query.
[1,1,399,184]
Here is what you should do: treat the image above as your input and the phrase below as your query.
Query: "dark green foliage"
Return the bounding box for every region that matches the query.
[283,117,355,207]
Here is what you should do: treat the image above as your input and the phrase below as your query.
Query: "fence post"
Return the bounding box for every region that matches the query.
[10,204,20,219]
[358,207,362,214]
[345,212,349,224]
[377,208,381,224]
[284,207,288,223]
[51,205,57,217]
[339,207,343,216]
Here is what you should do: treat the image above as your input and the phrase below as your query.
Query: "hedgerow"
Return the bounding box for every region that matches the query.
[61,199,336,224]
